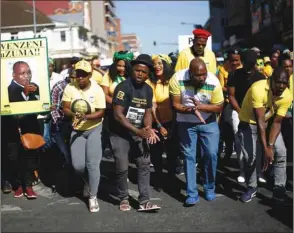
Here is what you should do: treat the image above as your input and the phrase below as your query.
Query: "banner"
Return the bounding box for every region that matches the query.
[1,37,51,115]
[178,35,212,53]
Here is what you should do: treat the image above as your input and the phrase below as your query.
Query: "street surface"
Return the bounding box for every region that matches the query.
[2,156,293,232]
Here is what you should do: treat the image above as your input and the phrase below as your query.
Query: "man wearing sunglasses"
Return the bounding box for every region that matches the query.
[169,58,224,206]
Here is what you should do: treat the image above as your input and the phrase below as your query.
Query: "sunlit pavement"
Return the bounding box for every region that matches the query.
[1,157,293,232]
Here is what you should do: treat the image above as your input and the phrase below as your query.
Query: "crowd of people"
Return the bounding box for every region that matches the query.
[1,28,293,213]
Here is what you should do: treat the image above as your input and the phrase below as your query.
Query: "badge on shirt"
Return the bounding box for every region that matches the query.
[117,91,125,100]
[89,96,95,103]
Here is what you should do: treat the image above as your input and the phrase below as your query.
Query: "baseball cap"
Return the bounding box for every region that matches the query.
[263,56,271,63]
[75,60,92,73]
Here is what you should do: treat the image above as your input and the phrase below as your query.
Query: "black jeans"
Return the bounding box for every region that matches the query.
[110,134,151,204]
[150,121,179,179]
[1,115,40,188]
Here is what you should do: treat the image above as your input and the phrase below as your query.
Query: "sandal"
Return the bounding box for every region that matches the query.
[119,200,131,211]
[137,201,161,212]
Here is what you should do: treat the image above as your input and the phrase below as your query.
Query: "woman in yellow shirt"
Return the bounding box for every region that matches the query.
[101,51,134,105]
[148,54,180,191]
[100,51,133,157]
[62,60,106,213]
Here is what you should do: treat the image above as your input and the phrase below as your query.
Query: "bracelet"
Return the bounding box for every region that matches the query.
[268,142,274,147]
[157,123,162,129]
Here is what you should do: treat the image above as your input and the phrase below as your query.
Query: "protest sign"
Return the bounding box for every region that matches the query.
[1,37,51,115]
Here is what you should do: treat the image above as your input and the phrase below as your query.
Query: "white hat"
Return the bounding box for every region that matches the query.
[251,47,261,52]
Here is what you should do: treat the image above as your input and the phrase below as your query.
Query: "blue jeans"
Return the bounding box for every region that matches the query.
[54,121,72,165]
[178,121,219,198]
[43,121,53,150]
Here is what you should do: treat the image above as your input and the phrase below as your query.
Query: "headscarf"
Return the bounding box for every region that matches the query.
[152,54,172,66]
[113,52,134,62]
[48,58,54,66]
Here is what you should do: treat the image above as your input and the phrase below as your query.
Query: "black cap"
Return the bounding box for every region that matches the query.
[241,50,257,67]
[131,54,153,70]
[71,56,81,65]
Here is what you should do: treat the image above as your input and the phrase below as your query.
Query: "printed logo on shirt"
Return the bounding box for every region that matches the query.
[117,91,125,100]
[126,106,145,128]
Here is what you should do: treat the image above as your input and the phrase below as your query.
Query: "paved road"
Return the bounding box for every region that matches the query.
[2,157,293,232]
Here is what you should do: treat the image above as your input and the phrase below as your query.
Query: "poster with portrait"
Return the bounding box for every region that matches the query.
[1,37,51,115]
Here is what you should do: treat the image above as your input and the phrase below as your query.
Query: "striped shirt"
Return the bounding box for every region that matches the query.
[169,69,224,123]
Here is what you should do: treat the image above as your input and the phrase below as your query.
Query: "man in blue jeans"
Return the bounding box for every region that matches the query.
[169,58,224,205]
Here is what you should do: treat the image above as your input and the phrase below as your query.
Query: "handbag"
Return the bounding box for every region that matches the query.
[18,127,45,150]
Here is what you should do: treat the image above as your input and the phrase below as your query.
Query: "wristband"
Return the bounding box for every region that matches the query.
[157,123,162,129]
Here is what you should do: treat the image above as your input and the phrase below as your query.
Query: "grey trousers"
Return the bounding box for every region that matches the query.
[238,122,287,189]
[110,134,151,204]
[70,124,102,197]
[223,104,244,175]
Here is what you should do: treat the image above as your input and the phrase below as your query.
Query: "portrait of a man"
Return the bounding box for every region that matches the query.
[8,61,40,102]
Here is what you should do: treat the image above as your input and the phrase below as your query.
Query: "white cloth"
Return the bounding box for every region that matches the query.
[50,72,63,90]
[60,69,70,80]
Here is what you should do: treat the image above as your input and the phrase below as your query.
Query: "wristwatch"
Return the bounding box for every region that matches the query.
[268,142,274,147]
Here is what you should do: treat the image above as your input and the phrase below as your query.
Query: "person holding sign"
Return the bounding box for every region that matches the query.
[175,29,217,75]
[8,61,40,102]
[62,60,106,213]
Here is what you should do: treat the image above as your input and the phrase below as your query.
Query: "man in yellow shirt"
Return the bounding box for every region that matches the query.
[280,56,293,166]
[169,58,224,205]
[175,29,217,74]
[238,67,292,203]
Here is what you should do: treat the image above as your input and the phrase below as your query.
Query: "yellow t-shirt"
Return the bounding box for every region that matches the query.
[289,74,293,98]
[175,47,217,74]
[91,69,103,86]
[62,80,106,131]
[100,73,126,96]
[239,79,293,124]
[169,69,224,123]
[146,79,173,123]
[218,66,229,88]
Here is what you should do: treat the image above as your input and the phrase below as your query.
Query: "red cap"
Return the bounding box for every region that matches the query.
[192,29,211,39]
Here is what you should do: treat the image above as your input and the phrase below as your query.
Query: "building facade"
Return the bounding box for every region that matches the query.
[121,34,141,54]
[207,0,293,52]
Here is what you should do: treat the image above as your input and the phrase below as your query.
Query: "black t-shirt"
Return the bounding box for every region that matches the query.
[110,78,153,136]
[227,68,265,106]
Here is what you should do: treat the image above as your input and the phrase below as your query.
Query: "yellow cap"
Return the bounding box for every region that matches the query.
[263,56,270,63]
[75,60,92,73]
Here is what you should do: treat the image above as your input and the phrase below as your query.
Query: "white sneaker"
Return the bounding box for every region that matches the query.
[237,176,245,183]
[89,197,99,213]
[83,183,90,198]
[258,177,267,183]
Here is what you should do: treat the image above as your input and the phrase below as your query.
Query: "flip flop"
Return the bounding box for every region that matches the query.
[119,200,131,211]
[137,201,161,212]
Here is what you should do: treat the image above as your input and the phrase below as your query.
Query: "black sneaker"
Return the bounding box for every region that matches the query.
[240,187,257,203]
[2,181,12,194]
[272,187,286,204]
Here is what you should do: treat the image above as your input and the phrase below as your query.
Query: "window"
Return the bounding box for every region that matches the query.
[11,32,18,40]
[60,31,66,42]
